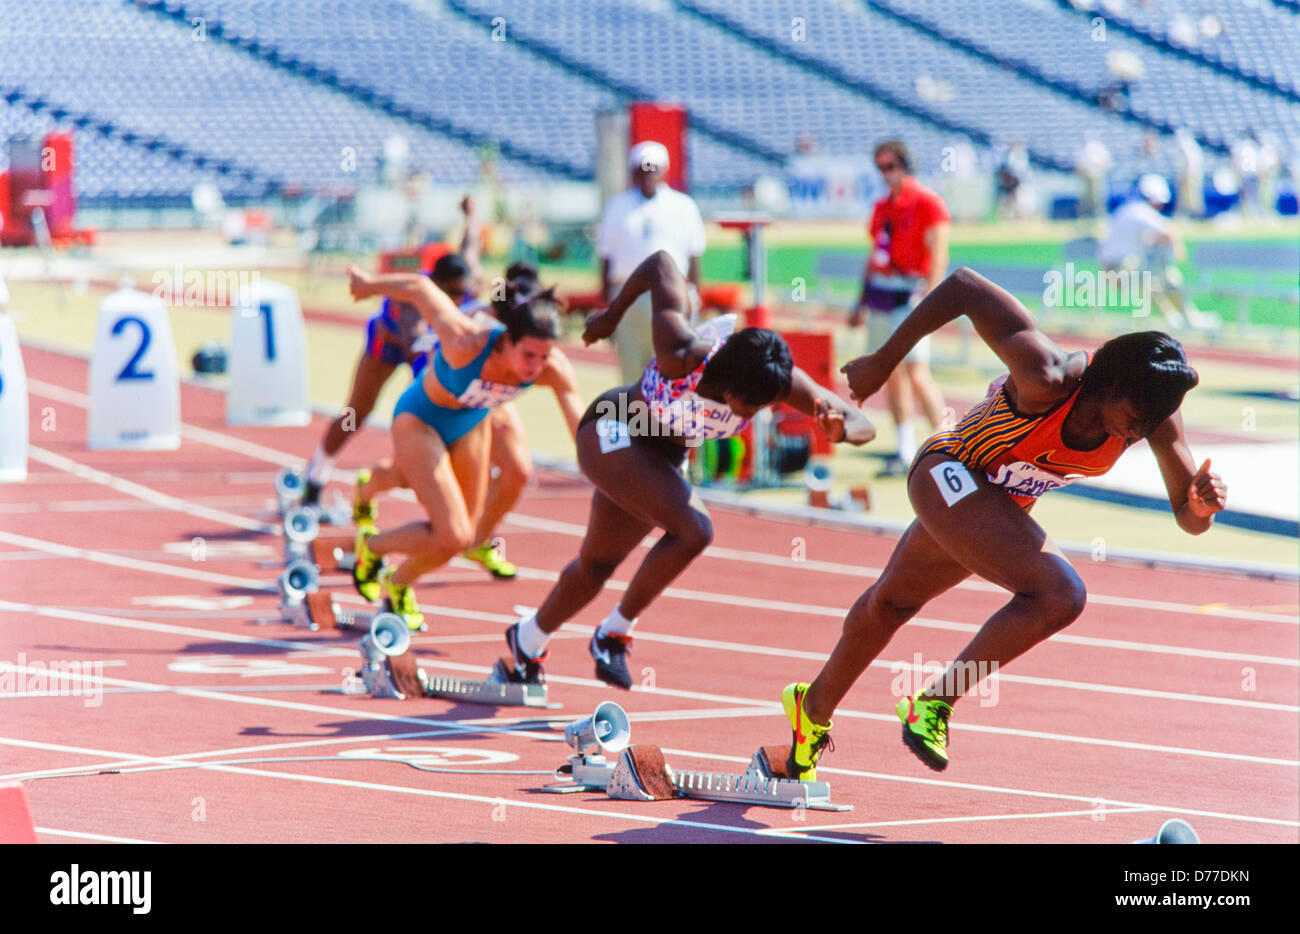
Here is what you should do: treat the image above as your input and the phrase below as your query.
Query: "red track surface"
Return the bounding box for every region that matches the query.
[2,346,1297,844]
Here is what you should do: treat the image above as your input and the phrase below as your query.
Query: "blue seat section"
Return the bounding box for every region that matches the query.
[1058,0,1300,96]
[0,0,555,201]
[683,0,1181,177]
[0,0,1291,201]
[877,0,1299,151]
[450,0,971,174]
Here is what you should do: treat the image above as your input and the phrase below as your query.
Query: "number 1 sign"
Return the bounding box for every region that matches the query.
[228,279,310,427]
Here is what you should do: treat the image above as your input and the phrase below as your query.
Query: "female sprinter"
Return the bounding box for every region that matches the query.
[781,267,1227,779]
[351,263,559,581]
[344,265,584,629]
[499,250,877,689]
[299,252,484,508]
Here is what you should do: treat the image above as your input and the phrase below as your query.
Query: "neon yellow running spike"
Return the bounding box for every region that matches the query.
[781,682,834,781]
[381,568,425,631]
[897,693,952,772]
[352,526,384,603]
[353,469,376,528]
[463,542,517,579]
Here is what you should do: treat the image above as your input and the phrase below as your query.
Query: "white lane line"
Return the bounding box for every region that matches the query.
[768,805,1159,834]
[36,828,165,844]
[27,446,272,534]
[8,519,1295,677]
[4,599,1295,770]
[501,513,1300,626]
[25,376,1297,627]
[0,736,853,844]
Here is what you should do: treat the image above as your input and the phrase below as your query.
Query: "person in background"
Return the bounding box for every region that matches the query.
[850,140,949,477]
[596,141,706,385]
[1099,174,1207,330]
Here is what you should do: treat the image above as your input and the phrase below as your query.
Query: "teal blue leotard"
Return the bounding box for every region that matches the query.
[392,323,535,445]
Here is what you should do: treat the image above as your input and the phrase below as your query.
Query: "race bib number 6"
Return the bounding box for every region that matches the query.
[929,460,977,507]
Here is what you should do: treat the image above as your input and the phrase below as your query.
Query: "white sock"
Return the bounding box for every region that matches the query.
[896,421,918,464]
[516,614,550,658]
[305,445,337,487]
[596,606,637,639]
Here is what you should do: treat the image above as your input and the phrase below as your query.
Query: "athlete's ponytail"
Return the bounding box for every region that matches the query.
[1081,331,1199,436]
[494,278,564,344]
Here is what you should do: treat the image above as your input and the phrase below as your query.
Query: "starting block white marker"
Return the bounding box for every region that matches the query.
[87,289,180,450]
[282,505,319,564]
[0,312,29,482]
[229,279,310,427]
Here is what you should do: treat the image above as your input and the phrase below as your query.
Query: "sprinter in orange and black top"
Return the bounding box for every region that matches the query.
[779,267,1228,778]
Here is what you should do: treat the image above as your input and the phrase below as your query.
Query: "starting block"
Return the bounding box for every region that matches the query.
[273,466,352,525]
[274,467,306,515]
[543,705,851,811]
[311,535,356,573]
[295,591,382,632]
[277,559,320,621]
[354,617,553,707]
[282,504,319,564]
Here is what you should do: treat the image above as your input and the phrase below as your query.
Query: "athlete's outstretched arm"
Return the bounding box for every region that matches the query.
[582,251,711,379]
[783,368,877,446]
[348,265,483,360]
[1147,410,1227,534]
[535,348,585,440]
[842,267,1073,408]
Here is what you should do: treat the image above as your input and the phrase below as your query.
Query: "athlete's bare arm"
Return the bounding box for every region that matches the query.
[783,368,877,446]
[1147,410,1228,534]
[843,267,1073,409]
[534,348,585,440]
[582,251,711,378]
[348,266,488,366]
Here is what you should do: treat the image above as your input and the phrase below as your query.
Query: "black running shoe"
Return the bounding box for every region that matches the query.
[589,633,633,690]
[503,622,546,684]
[301,479,322,507]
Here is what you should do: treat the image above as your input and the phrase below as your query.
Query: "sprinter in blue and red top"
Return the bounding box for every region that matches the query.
[781,267,1228,778]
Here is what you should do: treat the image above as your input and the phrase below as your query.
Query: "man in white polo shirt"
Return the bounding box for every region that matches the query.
[597,141,707,384]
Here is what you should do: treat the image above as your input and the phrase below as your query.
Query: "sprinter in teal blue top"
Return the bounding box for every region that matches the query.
[343,264,584,631]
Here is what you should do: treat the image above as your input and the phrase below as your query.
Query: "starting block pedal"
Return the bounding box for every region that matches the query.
[298,592,380,631]
[311,536,356,572]
[277,559,320,622]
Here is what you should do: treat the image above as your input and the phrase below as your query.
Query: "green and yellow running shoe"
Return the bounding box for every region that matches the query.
[352,469,376,528]
[781,682,834,781]
[462,542,516,579]
[351,526,384,603]
[381,567,425,631]
[897,693,952,772]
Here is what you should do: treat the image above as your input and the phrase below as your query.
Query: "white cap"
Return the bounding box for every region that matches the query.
[1138,173,1172,205]
[628,140,670,173]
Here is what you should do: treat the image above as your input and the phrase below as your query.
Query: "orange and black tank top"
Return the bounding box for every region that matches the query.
[914,367,1128,509]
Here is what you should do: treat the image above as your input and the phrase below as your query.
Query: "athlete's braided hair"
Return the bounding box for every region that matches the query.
[1080,331,1199,436]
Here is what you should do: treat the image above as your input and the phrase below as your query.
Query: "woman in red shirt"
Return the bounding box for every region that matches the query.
[782,267,1227,778]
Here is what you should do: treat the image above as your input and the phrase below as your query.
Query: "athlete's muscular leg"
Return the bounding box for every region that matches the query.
[323,351,396,457]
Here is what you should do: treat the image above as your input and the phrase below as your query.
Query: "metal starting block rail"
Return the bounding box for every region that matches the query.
[357,632,556,708]
[293,592,388,632]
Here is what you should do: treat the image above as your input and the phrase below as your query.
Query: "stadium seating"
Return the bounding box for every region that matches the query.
[0,0,1293,203]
